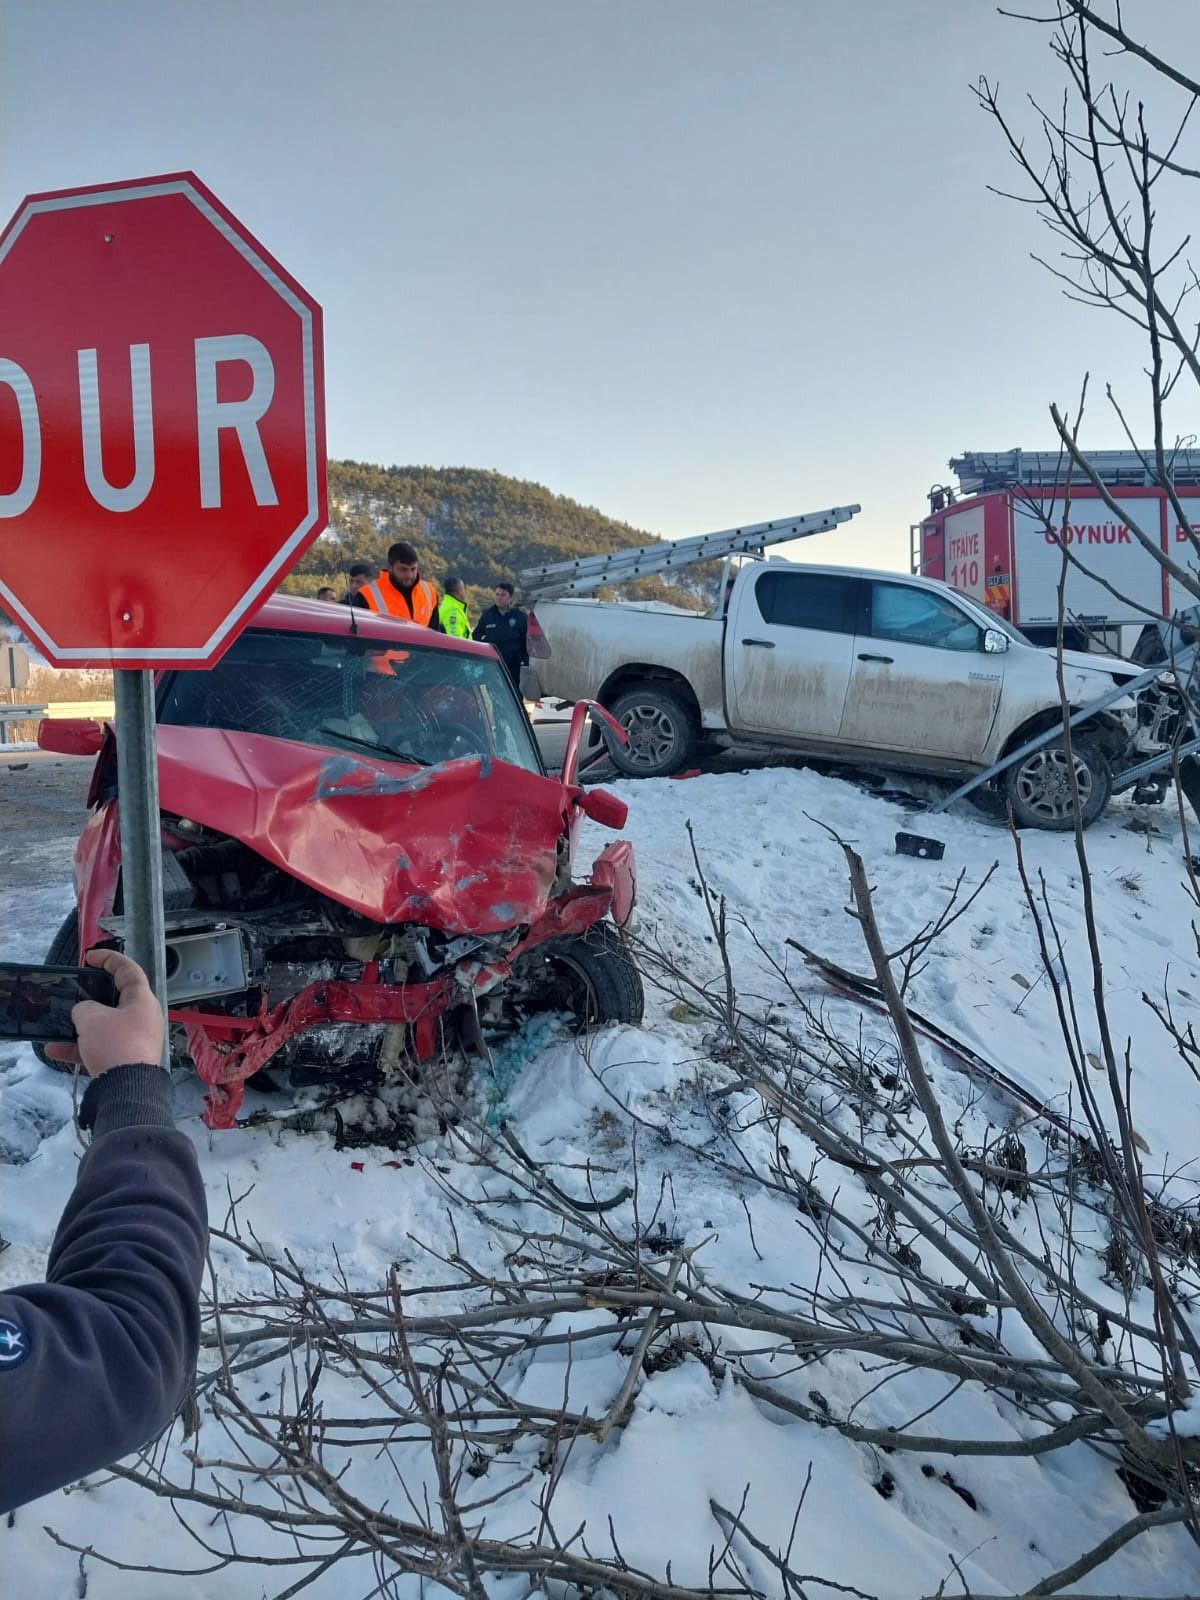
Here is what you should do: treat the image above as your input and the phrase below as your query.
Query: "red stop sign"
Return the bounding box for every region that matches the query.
[0,172,326,667]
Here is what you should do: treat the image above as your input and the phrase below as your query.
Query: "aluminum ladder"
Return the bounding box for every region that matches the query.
[519,504,861,601]
[950,448,1200,497]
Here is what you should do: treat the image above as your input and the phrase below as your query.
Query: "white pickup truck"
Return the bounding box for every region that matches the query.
[528,558,1175,829]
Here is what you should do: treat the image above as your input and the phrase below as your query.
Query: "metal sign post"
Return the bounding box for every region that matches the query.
[113,669,169,1069]
[0,643,31,747]
[3,642,29,691]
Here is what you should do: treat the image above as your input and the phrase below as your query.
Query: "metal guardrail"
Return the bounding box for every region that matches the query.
[0,704,47,746]
[924,663,1172,815]
[43,699,115,720]
[925,652,1200,816]
[1112,733,1200,793]
[0,699,113,745]
[0,699,113,721]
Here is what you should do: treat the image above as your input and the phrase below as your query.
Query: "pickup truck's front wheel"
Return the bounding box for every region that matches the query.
[608,686,697,778]
[1003,734,1111,830]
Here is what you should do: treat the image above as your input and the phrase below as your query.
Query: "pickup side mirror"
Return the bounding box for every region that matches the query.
[983,628,1010,655]
[38,718,104,757]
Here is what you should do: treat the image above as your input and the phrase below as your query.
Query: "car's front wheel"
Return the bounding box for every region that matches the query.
[1178,754,1200,821]
[1003,734,1111,830]
[33,909,79,1070]
[514,920,645,1028]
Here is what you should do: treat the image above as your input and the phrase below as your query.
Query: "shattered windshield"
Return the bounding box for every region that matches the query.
[158,628,543,775]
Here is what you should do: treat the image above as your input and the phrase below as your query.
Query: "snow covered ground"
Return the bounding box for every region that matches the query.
[3,764,1200,1596]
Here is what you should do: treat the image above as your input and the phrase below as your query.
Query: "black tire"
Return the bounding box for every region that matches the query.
[32,909,79,1070]
[1179,755,1200,822]
[964,784,1008,821]
[1003,734,1112,831]
[608,685,698,778]
[520,921,645,1028]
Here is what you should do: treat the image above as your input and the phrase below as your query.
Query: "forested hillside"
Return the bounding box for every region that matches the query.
[284,463,712,611]
[0,463,712,637]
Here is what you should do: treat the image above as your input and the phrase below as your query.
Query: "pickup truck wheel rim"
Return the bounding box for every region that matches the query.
[619,704,677,768]
[1014,747,1093,822]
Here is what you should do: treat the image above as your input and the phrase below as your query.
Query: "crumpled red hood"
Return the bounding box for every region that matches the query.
[155,727,570,934]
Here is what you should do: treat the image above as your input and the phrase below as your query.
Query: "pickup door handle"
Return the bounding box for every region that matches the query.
[741,638,776,649]
[857,652,894,664]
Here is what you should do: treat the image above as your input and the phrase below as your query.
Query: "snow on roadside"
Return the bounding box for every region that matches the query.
[3,765,1200,1596]
[584,767,1200,1174]
[0,869,76,1171]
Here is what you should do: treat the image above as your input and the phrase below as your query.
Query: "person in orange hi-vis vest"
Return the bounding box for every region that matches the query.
[349,541,444,631]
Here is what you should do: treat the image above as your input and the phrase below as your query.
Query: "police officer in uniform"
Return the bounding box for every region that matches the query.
[437,577,472,638]
[472,581,528,690]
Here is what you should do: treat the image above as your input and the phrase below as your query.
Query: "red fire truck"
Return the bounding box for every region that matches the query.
[915,450,1200,651]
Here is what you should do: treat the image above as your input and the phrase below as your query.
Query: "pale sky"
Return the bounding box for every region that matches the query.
[3,0,1198,570]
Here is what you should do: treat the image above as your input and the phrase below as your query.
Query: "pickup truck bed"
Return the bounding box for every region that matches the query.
[532,599,727,728]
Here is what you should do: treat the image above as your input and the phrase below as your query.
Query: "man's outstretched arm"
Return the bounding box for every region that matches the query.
[0,951,208,1513]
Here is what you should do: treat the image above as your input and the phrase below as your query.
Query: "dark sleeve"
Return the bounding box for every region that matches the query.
[428,608,445,634]
[349,590,370,610]
[0,1066,208,1513]
[472,609,491,643]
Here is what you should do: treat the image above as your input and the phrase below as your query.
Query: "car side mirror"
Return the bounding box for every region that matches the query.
[576,787,628,830]
[983,629,1010,655]
[38,718,104,757]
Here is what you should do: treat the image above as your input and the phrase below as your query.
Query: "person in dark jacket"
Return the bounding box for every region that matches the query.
[0,949,208,1513]
[341,562,373,604]
[473,581,528,690]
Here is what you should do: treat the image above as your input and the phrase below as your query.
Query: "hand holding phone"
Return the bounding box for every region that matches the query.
[44,950,165,1078]
[0,950,165,1077]
[0,960,118,1044]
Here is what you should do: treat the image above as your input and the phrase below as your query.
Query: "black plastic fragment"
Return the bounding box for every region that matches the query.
[895,831,945,861]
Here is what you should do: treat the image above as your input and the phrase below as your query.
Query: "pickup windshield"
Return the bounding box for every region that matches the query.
[158,629,543,775]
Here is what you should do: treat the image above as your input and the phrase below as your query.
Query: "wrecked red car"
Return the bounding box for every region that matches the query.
[38,596,642,1131]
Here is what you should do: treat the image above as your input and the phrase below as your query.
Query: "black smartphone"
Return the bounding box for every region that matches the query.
[0,962,119,1043]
